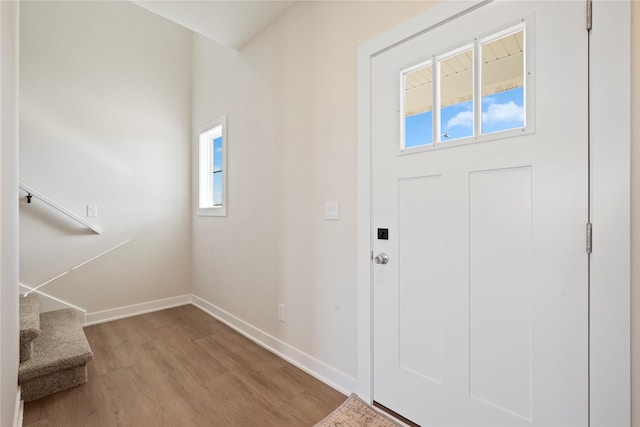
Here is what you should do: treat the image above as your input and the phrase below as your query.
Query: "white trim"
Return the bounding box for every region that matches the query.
[19,283,86,323]
[63,293,356,396]
[191,294,357,396]
[18,182,102,234]
[589,1,631,425]
[21,240,131,298]
[84,295,191,326]
[13,388,22,427]
[356,0,631,420]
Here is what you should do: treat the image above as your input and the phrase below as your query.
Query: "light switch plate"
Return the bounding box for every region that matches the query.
[325,202,339,220]
[87,205,98,217]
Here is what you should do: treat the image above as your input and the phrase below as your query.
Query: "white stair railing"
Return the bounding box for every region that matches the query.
[19,182,102,234]
[22,239,131,296]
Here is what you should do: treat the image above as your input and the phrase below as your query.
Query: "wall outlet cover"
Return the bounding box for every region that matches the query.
[277,304,286,322]
[325,202,339,220]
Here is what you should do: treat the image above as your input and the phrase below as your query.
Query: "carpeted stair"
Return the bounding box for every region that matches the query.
[20,294,40,363]
[18,294,93,402]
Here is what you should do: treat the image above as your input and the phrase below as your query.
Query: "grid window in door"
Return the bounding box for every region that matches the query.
[401,22,528,151]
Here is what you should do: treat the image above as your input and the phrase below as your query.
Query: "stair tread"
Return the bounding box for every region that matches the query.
[19,294,40,341]
[19,309,93,383]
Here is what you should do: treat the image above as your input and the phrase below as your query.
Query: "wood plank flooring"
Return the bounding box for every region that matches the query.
[23,305,346,426]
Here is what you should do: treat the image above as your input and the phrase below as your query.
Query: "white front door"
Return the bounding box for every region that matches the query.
[371,1,588,425]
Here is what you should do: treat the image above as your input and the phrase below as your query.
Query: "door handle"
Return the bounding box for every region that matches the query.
[374,253,389,264]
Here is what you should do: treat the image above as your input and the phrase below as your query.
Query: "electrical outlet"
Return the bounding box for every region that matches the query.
[277,304,286,322]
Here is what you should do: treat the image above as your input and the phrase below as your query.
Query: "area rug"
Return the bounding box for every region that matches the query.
[315,394,404,427]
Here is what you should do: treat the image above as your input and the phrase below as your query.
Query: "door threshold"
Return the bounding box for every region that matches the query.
[373,401,421,427]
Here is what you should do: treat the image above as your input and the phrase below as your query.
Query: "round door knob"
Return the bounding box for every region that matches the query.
[374,253,389,264]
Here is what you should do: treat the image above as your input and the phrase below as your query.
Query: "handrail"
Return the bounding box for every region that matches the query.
[22,239,131,296]
[19,182,103,234]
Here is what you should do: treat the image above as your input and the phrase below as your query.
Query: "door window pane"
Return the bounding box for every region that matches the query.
[404,63,433,148]
[481,30,525,134]
[439,49,474,142]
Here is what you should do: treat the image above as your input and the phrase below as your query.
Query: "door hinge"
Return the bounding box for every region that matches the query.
[586,223,593,254]
[370,251,374,261]
[586,0,593,31]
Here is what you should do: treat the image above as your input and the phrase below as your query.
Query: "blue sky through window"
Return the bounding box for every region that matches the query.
[441,100,473,141]
[482,87,524,134]
[405,111,433,148]
[405,87,524,148]
[213,136,223,206]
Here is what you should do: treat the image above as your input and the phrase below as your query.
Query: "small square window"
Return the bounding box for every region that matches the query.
[197,115,227,216]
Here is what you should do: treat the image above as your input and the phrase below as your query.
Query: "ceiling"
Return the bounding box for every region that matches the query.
[132,1,294,49]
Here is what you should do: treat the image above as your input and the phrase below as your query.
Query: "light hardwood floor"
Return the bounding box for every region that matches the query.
[23,305,346,426]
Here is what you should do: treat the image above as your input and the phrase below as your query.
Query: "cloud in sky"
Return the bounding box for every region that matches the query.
[483,101,523,124]
[447,110,473,128]
[446,100,524,130]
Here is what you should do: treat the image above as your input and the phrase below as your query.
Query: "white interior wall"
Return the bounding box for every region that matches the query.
[18,1,193,313]
[191,37,281,335]
[1,1,20,425]
[192,1,434,381]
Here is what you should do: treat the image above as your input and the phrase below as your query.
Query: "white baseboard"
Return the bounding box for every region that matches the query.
[85,295,191,326]
[19,283,87,323]
[13,387,22,427]
[21,290,356,398]
[190,294,357,396]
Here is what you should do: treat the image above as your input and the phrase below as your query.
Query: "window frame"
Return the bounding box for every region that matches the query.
[477,22,529,137]
[196,114,227,217]
[399,17,534,155]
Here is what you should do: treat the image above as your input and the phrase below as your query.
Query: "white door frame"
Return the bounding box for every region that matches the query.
[356,1,631,425]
